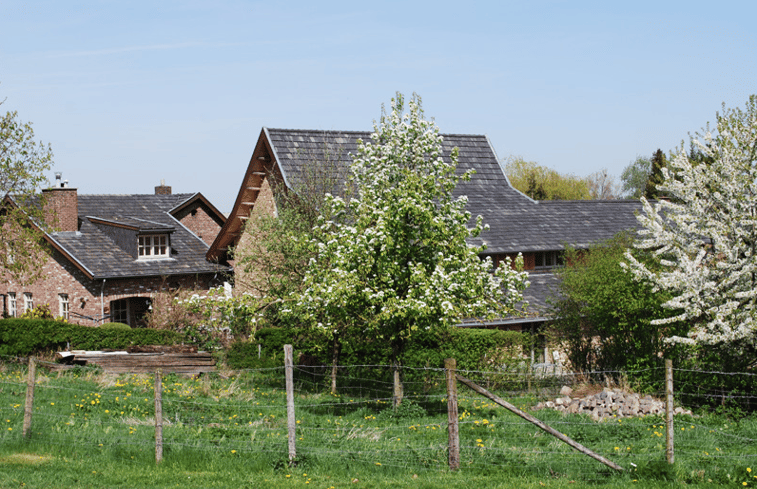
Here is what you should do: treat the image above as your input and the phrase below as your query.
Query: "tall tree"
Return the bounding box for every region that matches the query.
[1,104,54,284]
[293,93,529,404]
[505,157,592,200]
[644,149,667,200]
[625,95,757,366]
[585,168,620,200]
[620,156,651,199]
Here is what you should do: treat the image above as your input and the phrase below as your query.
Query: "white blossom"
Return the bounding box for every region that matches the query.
[626,96,757,348]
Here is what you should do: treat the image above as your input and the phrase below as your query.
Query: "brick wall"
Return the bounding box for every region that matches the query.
[231,176,277,296]
[1,247,221,326]
[175,201,225,246]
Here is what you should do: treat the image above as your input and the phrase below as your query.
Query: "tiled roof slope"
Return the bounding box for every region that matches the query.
[51,193,229,279]
[265,129,641,254]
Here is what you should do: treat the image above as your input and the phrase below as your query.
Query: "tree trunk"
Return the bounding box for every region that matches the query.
[330,335,341,395]
[391,342,404,408]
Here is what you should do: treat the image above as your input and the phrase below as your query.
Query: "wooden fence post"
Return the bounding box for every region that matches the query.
[445,358,460,471]
[665,359,674,464]
[23,358,36,439]
[285,344,296,464]
[392,361,403,408]
[155,369,163,464]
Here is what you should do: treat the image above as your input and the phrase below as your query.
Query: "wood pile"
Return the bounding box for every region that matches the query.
[55,346,215,374]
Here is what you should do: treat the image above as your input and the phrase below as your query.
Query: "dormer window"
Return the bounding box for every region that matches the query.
[138,234,169,259]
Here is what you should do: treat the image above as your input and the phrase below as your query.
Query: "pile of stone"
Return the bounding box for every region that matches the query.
[533,386,693,421]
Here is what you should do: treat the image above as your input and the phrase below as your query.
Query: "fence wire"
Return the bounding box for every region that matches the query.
[1,354,756,483]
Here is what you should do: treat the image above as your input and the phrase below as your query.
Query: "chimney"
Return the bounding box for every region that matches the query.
[42,172,78,232]
[155,179,172,195]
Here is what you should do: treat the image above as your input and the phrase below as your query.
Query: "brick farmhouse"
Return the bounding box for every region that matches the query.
[1,177,230,326]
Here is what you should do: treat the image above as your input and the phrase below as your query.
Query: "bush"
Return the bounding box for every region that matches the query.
[548,232,690,385]
[0,318,183,357]
[99,322,131,330]
[226,326,532,381]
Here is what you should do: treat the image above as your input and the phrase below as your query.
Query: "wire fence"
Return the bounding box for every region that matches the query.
[1,351,757,483]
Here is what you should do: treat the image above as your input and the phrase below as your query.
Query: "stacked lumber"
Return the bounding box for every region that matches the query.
[56,349,215,374]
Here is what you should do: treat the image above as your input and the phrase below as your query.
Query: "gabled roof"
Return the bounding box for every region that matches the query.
[209,127,642,261]
[51,193,229,280]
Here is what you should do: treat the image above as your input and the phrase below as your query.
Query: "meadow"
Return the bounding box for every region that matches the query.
[1,360,756,488]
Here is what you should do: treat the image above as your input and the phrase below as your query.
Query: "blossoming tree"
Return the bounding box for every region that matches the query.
[293,93,529,404]
[625,95,757,356]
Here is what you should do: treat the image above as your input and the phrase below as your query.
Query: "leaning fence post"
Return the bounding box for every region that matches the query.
[445,358,460,471]
[665,359,674,464]
[23,357,36,439]
[284,344,296,464]
[155,369,163,464]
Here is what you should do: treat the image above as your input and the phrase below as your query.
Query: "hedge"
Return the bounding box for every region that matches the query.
[0,319,183,357]
[226,326,531,373]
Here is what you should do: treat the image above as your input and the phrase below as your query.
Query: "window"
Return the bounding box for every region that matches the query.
[534,251,564,270]
[23,293,33,313]
[8,293,16,318]
[138,234,169,258]
[59,294,69,321]
[110,299,128,324]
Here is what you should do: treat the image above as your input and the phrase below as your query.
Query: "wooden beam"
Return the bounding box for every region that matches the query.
[456,374,624,472]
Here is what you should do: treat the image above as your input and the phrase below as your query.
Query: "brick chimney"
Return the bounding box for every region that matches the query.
[155,179,172,195]
[42,172,78,232]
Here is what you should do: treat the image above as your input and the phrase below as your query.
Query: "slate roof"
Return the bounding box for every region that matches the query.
[50,193,229,279]
[263,128,641,255]
[210,127,643,325]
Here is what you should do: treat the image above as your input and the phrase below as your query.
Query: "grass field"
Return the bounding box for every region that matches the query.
[1,361,756,488]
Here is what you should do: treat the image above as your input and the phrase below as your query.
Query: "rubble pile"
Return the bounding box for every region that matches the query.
[533,386,693,421]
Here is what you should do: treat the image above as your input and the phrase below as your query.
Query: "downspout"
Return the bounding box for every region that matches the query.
[100,279,106,325]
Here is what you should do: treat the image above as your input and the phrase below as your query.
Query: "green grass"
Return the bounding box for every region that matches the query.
[1,363,756,488]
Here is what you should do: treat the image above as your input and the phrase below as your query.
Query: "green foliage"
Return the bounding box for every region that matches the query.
[375,399,426,421]
[620,156,651,199]
[505,156,592,200]
[99,322,131,330]
[0,318,182,357]
[548,233,689,382]
[645,149,668,199]
[18,304,54,320]
[0,105,54,284]
[227,326,531,375]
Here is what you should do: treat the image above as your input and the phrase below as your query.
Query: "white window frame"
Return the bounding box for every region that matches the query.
[59,294,69,321]
[23,293,33,313]
[8,293,16,318]
[138,234,169,259]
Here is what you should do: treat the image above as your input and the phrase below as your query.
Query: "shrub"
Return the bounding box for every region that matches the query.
[99,322,131,330]
[18,304,54,320]
[0,318,183,357]
[226,326,532,384]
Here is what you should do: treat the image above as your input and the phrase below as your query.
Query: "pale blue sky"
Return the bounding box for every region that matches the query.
[2,1,755,212]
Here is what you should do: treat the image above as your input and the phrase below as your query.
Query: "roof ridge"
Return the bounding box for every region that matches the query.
[266,127,488,138]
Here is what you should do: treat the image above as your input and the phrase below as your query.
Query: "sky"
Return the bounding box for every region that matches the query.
[1,0,756,213]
